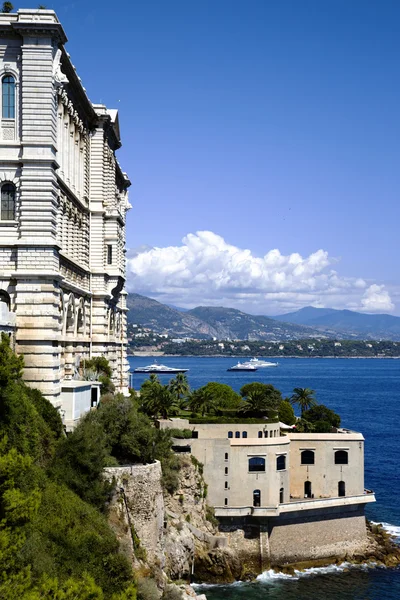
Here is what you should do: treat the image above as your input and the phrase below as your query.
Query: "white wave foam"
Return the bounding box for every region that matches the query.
[370,521,400,541]
[257,561,369,582]
[257,569,296,581]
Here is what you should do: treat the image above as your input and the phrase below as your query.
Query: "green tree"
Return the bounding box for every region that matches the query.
[50,413,111,508]
[239,383,282,417]
[198,382,241,411]
[0,335,58,466]
[188,387,216,416]
[83,357,114,396]
[1,2,13,13]
[140,380,178,420]
[290,387,317,416]
[168,372,190,407]
[302,404,340,428]
[278,400,296,425]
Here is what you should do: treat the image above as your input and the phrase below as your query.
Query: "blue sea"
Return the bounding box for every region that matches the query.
[128,356,400,599]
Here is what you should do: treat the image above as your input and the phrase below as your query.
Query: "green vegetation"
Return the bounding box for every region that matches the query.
[290,387,317,416]
[302,404,341,429]
[0,334,136,599]
[169,429,194,439]
[239,383,282,418]
[83,356,115,396]
[278,400,296,425]
[152,338,400,358]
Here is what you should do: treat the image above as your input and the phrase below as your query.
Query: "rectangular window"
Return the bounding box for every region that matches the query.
[107,244,113,265]
[224,498,228,506]
[225,467,228,475]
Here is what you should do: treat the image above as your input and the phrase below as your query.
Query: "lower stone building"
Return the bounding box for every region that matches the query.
[159,419,376,563]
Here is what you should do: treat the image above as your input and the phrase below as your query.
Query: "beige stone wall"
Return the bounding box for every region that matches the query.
[288,433,364,499]
[267,504,369,564]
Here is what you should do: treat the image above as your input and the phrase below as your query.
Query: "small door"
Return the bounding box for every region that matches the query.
[338,481,346,497]
[253,489,261,507]
[304,481,312,498]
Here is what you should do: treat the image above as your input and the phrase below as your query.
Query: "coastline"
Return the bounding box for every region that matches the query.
[129,352,400,359]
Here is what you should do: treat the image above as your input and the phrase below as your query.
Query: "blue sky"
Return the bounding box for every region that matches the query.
[29,1,400,314]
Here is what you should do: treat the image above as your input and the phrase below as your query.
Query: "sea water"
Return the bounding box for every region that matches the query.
[128,356,400,599]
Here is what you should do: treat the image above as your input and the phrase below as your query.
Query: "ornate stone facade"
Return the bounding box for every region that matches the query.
[0,9,131,417]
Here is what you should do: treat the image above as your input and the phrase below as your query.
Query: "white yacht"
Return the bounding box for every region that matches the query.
[243,357,279,368]
[133,362,188,374]
[227,362,258,372]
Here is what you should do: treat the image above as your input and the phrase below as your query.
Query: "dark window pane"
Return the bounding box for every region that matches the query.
[242,431,247,438]
[249,457,265,472]
[301,450,315,465]
[2,75,15,119]
[1,183,15,220]
[335,450,348,465]
[276,455,286,471]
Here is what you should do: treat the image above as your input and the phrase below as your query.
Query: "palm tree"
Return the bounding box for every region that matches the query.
[290,387,317,416]
[188,388,216,417]
[169,373,190,408]
[157,386,179,420]
[239,390,269,416]
[141,381,178,419]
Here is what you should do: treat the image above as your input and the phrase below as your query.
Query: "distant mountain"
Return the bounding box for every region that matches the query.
[127,293,330,341]
[126,293,212,339]
[272,306,400,341]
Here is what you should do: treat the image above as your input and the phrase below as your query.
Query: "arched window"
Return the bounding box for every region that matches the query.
[224,498,228,506]
[0,290,10,310]
[258,431,262,438]
[242,431,247,438]
[249,457,265,472]
[225,467,228,475]
[335,450,348,465]
[253,489,261,507]
[301,450,315,465]
[276,455,286,471]
[225,481,228,489]
[338,481,346,497]
[225,452,228,460]
[228,431,233,439]
[279,487,284,503]
[1,183,15,220]
[2,75,15,119]
[235,431,240,438]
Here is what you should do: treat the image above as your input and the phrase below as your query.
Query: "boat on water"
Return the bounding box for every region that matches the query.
[133,362,188,374]
[227,362,258,372]
[243,357,279,368]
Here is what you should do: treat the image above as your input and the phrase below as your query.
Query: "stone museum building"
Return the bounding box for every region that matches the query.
[0,9,131,428]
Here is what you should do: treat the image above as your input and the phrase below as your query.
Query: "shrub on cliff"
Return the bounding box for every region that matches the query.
[0,335,136,598]
[0,334,60,466]
[50,412,112,509]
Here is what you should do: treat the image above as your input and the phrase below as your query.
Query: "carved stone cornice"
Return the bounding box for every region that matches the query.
[12,22,67,44]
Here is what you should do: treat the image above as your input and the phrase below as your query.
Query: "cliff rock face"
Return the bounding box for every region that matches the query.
[104,456,229,583]
[104,463,165,567]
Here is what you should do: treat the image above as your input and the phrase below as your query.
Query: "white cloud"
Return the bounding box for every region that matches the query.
[360,284,394,313]
[126,231,395,315]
